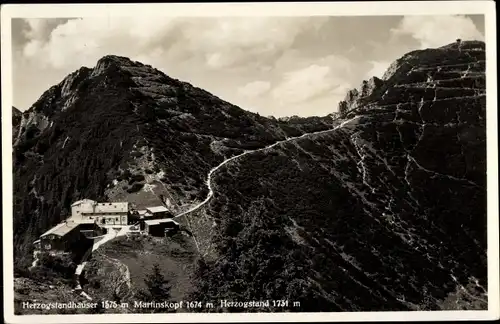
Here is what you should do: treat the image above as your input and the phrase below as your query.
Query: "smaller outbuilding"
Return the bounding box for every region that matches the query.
[145,206,172,219]
[131,206,172,221]
[144,219,180,237]
[38,220,82,251]
[131,205,174,230]
[34,219,104,252]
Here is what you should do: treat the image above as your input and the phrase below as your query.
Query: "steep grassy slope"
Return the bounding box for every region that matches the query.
[80,233,197,313]
[187,41,487,311]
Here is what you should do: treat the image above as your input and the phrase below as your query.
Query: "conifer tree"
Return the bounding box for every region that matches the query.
[136,263,174,313]
[144,264,171,300]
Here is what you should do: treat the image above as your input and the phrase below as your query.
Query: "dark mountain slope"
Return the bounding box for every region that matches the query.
[12,55,332,271]
[187,40,487,311]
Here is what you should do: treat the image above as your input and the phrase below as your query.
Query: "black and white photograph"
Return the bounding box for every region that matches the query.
[2,2,498,323]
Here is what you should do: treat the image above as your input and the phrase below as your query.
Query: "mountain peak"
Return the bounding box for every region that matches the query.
[337,39,485,115]
[438,39,485,50]
[90,54,140,77]
[96,54,137,67]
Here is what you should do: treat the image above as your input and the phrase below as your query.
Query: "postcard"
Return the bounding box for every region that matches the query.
[1,1,498,323]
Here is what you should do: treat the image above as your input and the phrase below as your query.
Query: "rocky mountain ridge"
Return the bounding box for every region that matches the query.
[12,54,333,270]
[12,106,22,143]
[186,40,487,311]
[12,40,487,312]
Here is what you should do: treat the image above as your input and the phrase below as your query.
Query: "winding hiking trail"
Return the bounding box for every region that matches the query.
[175,115,362,219]
[72,86,479,299]
[72,115,361,299]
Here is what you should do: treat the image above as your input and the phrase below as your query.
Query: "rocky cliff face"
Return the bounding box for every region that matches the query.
[12,106,22,143]
[188,40,487,311]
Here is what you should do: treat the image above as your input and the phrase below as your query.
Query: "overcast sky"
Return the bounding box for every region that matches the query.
[11,15,484,117]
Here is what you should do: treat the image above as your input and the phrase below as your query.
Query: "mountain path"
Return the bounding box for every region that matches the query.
[173,91,484,252]
[72,91,475,298]
[174,115,362,219]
